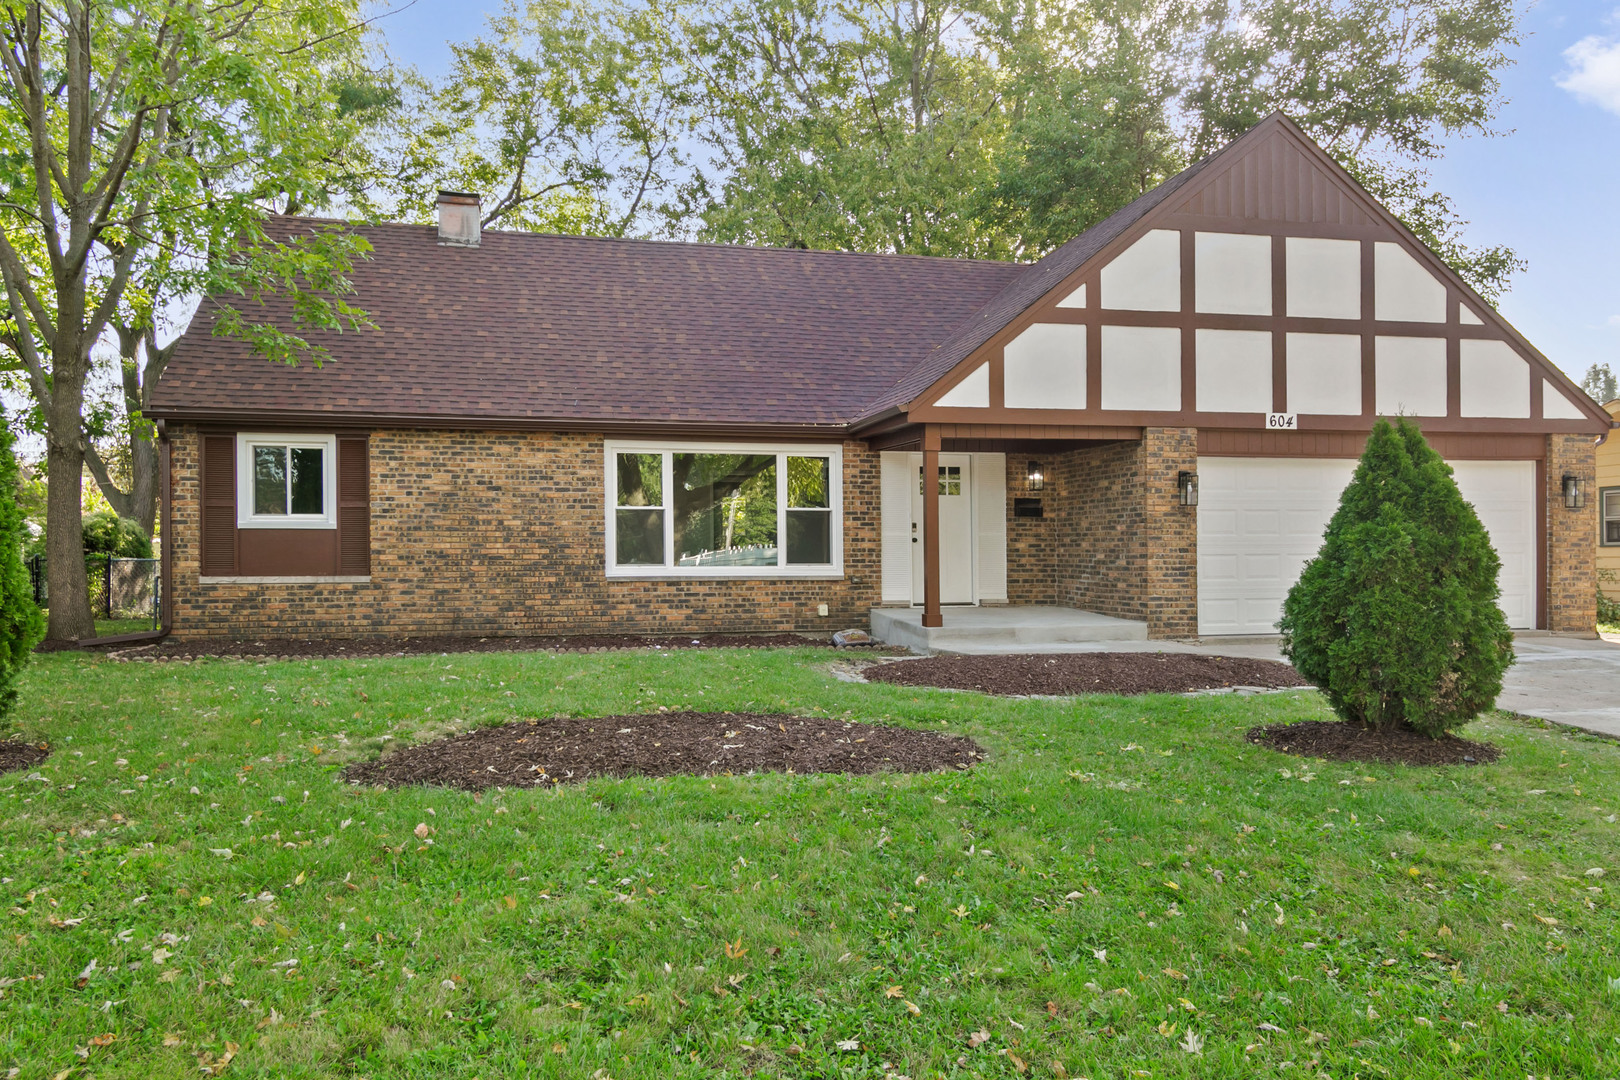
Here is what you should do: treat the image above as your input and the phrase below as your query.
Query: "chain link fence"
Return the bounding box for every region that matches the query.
[30,554,161,632]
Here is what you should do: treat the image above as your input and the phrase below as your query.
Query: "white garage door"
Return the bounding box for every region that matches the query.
[1197,457,1536,635]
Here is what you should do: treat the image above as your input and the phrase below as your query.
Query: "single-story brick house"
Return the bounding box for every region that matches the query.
[147,114,1609,643]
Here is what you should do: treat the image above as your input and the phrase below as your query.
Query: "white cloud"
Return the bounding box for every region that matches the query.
[1558,21,1620,114]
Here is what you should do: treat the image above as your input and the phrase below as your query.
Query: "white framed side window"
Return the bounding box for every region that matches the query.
[604,440,844,578]
[235,433,338,529]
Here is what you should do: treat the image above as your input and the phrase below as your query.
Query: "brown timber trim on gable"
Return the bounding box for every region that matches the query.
[1196,429,1550,460]
[197,430,372,578]
[902,114,1611,435]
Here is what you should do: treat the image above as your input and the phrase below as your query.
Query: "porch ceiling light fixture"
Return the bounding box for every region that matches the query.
[1563,473,1585,510]
[1026,460,1045,491]
[1178,470,1199,507]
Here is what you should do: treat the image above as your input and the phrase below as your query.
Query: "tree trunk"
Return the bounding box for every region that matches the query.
[129,434,157,537]
[45,349,94,641]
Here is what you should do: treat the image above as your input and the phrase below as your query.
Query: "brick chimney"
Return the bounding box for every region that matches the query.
[436,191,481,247]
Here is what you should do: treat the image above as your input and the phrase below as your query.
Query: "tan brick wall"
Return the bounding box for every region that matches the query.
[168,426,881,639]
[1142,428,1199,638]
[1003,454,1056,604]
[1000,431,1197,639]
[1547,433,1597,633]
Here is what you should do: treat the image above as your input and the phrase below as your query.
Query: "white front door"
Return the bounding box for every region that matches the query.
[910,453,974,604]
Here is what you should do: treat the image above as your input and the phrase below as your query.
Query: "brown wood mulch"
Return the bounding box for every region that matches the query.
[0,740,50,774]
[343,711,985,791]
[862,652,1310,696]
[1246,720,1500,767]
[93,633,883,662]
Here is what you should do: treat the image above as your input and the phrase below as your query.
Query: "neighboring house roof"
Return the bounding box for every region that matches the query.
[151,224,1024,431]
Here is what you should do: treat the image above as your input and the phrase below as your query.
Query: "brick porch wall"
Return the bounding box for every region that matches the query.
[1547,433,1597,633]
[167,426,882,639]
[1001,430,1198,639]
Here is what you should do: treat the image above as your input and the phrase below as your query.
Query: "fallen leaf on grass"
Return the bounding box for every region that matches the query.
[1162,968,1187,980]
[724,937,747,960]
[884,985,905,998]
[162,1034,182,1047]
[905,1000,921,1016]
[74,959,97,987]
[196,1042,238,1076]
[1046,1000,1059,1017]
[413,823,433,840]
[1008,1051,1028,1073]
[968,1029,992,1048]
[835,1038,860,1051]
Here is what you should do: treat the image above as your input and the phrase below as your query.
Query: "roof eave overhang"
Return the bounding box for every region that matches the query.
[146,407,857,441]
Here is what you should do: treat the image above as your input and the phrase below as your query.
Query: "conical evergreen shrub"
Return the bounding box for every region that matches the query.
[1278,417,1514,737]
[0,412,43,719]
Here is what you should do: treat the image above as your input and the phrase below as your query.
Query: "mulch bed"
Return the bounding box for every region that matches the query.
[1247,720,1500,767]
[90,633,883,662]
[0,740,50,775]
[343,711,985,791]
[862,652,1310,696]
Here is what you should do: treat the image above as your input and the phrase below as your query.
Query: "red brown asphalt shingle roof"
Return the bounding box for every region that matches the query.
[152,224,1025,430]
[151,134,1236,431]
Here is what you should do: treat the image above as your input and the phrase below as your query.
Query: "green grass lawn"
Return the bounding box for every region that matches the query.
[1,647,1617,1079]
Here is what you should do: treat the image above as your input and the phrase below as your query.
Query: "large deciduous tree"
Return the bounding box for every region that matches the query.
[492,0,1525,294]
[0,0,375,641]
[375,0,695,235]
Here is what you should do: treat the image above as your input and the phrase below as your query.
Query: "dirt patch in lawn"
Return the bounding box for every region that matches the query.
[862,652,1309,696]
[344,711,984,791]
[0,740,50,774]
[97,633,887,662]
[1247,720,1500,767]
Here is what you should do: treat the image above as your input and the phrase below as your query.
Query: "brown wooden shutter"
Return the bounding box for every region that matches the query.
[337,437,370,576]
[201,435,237,575]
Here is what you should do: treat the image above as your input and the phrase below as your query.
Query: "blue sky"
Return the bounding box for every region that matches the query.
[370,0,1620,382]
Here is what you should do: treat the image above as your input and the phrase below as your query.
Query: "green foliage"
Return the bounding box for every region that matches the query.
[0,413,42,716]
[1279,418,1514,737]
[1597,570,1620,630]
[78,511,152,559]
[1581,363,1618,405]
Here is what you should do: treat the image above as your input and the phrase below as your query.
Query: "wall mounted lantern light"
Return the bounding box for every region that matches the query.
[1563,474,1585,510]
[1026,461,1045,491]
[1178,470,1199,507]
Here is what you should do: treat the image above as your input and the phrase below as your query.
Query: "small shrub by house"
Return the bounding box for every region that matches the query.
[1279,418,1515,738]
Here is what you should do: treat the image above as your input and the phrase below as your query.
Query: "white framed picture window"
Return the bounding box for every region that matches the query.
[604,440,843,578]
[235,433,338,529]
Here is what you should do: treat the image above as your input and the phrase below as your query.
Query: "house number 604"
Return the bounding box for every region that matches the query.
[1266,413,1298,430]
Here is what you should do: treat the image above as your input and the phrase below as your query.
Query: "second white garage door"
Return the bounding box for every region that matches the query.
[1196,457,1536,635]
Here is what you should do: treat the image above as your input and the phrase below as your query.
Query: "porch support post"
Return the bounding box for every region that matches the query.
[922,424,942,628]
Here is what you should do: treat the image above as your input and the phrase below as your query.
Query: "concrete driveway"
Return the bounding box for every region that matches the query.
[1492,634,1620,738]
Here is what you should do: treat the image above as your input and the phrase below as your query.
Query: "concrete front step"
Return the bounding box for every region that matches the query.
[869,605,1150,654]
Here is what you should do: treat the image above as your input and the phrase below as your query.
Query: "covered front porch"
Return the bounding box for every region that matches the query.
[869,604,1148,653]
[866,423,1201,641]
